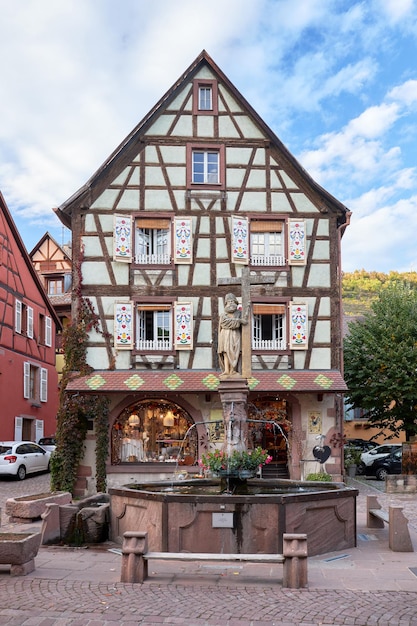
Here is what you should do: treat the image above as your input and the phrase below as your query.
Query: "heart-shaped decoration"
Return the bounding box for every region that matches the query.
[313,445,331,463]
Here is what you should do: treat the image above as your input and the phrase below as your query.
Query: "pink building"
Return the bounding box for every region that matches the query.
[0,192,60,442]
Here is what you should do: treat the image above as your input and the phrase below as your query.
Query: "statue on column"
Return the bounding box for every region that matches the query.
[218,293,249,377]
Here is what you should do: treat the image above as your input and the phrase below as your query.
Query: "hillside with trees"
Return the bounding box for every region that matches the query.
[342,270,417,316]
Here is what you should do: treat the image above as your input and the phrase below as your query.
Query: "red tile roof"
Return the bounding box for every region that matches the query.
[65,370,347,393]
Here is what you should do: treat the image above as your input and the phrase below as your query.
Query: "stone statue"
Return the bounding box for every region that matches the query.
[218,293,249,377]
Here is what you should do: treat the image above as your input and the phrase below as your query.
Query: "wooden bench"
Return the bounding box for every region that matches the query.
[366,495,414,552]
[120,531,308,588]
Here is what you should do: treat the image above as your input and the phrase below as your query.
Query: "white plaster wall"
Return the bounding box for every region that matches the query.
[227,168,246,187]
[160,145,186,162]
[271,192,293,212]
[307,264,330,288]
[318,297,331,316]
[87,346,111,369]
[146,114,176,135]
[290,193,318,212]
[239,192,267,211]
[317,219,329,236]
[118,189,139,209]
[193,263,211,285]
[312,240,330,261]
[166,166,186,186]
[82,262,111,284]
[145,167,168,186]
[199,216,210,234]
[313,320,331,343]
[172,116,193,135]
[226,147,253,163]
[215,238,229,259]
[290,267,305,288]
[218,88,244,113]
[114,350,132,369]
[236,117,264,138]
[197,319,212,343]
[280,172,296,187]
[112,169,131,186]
[197,116,215,137]
[144,189,174,210]
[309,348,331,369]
[91,189,119,209]
[247,170,266,187]
[192,347,214,368]
[218,117,243,138]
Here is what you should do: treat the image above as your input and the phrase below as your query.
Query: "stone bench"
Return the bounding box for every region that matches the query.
[120,531,308,588]
[366,495,414,552]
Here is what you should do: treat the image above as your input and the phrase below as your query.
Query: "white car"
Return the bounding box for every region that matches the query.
[38,436,57,453]
[360,443,402,467]
[0,441,51,480]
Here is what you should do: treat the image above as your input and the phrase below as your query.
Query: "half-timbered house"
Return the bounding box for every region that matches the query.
[0,193,60,442]
[55,51,350,494]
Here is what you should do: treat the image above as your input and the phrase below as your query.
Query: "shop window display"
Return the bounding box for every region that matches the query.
[111,400,197,465]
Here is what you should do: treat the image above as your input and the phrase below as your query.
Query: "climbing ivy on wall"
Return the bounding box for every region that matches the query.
[51,257,110,494]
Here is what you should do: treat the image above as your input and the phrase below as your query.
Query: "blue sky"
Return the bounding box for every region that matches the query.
[1,0,417,272]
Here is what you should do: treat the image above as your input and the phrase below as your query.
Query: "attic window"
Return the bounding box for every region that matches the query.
[193,79,218,115]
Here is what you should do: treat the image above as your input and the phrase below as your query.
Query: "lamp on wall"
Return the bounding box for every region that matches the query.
[128,413,140,426]
[163,411,174,428]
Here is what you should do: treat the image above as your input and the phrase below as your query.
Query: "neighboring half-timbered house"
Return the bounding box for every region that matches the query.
[55,51,350,493]
[0,193,60,442]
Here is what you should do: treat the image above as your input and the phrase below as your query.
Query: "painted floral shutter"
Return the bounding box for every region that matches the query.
[114,302,133,349]
[289,302,308,350]
[174,301,193,350]
[173,217,192,264]
[288,219,306,265]
[232,215,249,264]
[113,214,133,262]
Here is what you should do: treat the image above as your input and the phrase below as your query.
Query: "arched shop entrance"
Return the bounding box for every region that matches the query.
[111,399,198,465]
[248,397,290,478]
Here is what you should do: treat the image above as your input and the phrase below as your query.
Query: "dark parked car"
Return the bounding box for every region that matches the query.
[365,448,402,480]
[346,438,377,452]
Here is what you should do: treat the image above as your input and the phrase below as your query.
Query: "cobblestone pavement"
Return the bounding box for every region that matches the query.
[0,473,417,625]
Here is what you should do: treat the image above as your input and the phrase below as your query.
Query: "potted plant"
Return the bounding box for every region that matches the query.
[200,447,272,479]
[344,447,362,477]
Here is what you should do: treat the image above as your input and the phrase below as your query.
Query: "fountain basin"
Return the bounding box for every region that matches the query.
[109,478,358,557]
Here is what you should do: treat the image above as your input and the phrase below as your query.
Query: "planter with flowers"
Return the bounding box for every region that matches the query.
[200,447,272,481]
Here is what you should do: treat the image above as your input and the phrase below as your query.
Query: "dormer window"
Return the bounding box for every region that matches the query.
[193,79,218,115]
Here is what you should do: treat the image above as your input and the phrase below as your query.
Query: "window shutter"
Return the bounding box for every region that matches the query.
[113,214,133,262]
[35,419,44,441]
[15,300,22,333]
[14,417,23,441]
[27,306,34,338]
[45,316,52,347]
[288,219,306,265]
[40,368,48,402]
[23,362,30,398]
[250,220,283,232]
[232,215,249,264]
[114,302,133,349]
[174,301,193,350]
[173,217,192,264]
[289,302,308,349]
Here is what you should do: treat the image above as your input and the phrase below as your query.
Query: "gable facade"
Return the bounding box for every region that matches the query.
[56,52,349,493]
[0,194,60,442]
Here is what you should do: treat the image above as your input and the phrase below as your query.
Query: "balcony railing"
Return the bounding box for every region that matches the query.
[252,339,286,350]
[134,254,171,265]
[250,255,286,266]
[136,339,171,351]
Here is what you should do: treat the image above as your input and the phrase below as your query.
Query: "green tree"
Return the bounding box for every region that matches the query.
[344,282,417,441]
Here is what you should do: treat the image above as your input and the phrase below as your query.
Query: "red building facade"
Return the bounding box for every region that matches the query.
[0,193,60,442]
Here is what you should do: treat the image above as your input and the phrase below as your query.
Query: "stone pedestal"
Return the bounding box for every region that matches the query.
[218,377,249,456]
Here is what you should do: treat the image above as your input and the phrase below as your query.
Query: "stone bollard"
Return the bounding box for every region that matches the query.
[120,531,148,583]
[282,533,308,588]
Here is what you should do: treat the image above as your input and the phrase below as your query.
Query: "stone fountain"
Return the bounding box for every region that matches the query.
[109,293,357,557]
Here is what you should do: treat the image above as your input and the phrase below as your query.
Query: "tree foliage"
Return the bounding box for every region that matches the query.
[342,270,417,315]
[344,282,417,440]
